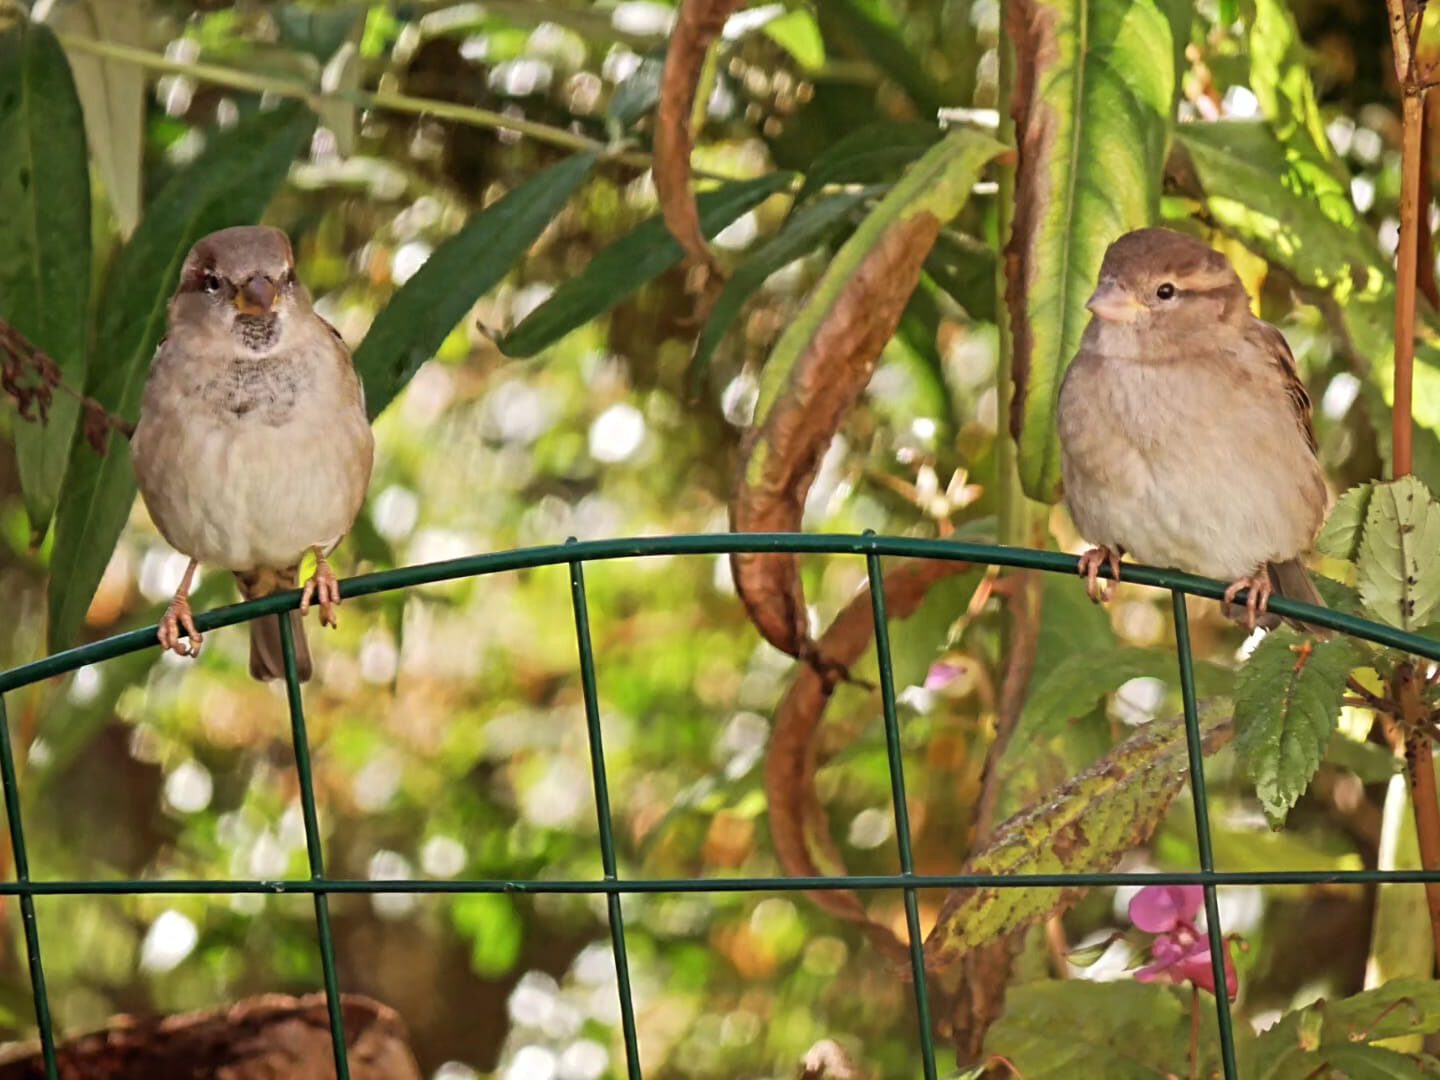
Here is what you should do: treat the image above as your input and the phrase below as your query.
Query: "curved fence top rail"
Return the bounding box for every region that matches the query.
[5,532,1436,692]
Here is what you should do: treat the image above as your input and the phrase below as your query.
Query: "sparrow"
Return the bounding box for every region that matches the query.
[131,226,375,680]
[1056,227,1328,632]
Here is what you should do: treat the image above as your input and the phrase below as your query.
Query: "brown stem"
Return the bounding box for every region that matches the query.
[1398,664,1440,974]
[1394,88,1424,479]
[1419,98,1440,310]
[973,572,1039,842]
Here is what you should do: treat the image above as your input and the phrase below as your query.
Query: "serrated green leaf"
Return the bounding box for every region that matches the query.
[357,151,596,419]
[1234,627,1360,825]
[923,706,1231,969]
[498,172,793,358]
[1318,482,1377,561]
[983,981,1229,1078]
[794,122,941,205]
[691,190,865,387]
[1008,0,1180,500]
[1356,477,1440,632]
[47,102,313,653]
[1253,980,1440,1080]
[0,19,91,536]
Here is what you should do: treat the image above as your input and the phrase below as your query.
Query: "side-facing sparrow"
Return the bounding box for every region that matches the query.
[131,226,375,680]
[1056,227,1328,631]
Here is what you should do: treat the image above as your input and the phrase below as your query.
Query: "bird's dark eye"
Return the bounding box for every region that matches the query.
[201,271,222,294]
[1156,282,1177,300]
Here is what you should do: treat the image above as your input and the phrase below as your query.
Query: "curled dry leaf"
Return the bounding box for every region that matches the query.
[730,129,1004,662]
[923,706,1233,973]
[733,213,941,660]
[766,557,969,957]
[654,0,743,301]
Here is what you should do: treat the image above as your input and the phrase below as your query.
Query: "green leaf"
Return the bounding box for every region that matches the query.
[1172,121,1383,294]
[357,151,596,419]
[984,981,1229,1078]
[41,0,145,238]
[1244,0,1353,229]
[1317,482,1377,561]
[0,19,91,537]
[820,0,947,117]
[1020,646,1232,743]
[794,122,942,205]
[691,190,866,386]
[449,893,523,978]
[498,172,793,359]
[761,9,825,70]
[1007,0,1180,500]
[273,3,365,60]
[1356,476,1440,632]
[1233,627,1360,825]
[1253,980,1440,1079]
[923,706,1231,969]
[924,230,997,323]
[47,102,314,653]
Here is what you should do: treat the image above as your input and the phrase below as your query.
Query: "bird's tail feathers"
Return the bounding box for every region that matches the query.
[236,566,312,682]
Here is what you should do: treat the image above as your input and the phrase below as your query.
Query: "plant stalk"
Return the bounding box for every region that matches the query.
[1394,88,1424,479]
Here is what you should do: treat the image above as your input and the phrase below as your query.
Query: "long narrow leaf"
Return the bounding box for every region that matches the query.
[498,173,793,358]
[0,20,91,535]
[356,151,597,419]
[1006,0,1179,501]
[48,102,314,653]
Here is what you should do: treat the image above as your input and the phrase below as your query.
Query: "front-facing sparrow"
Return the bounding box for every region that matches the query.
[131,226,375,680]
[1056,227,1328,630]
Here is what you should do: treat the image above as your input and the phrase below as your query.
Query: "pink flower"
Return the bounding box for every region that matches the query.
[924,659,965,691]
[1127,885,1237,1000]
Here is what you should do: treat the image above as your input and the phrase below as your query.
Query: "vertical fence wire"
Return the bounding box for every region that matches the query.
[569,553,644,1079]
[277,614,351,1080]
[1170,592,1239,1079]
[0,695,57,1080]
[865,550,939,1080]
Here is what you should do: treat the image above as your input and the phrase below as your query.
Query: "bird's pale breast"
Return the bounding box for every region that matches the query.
[1057,343,1325,581]
[132,330,373,572]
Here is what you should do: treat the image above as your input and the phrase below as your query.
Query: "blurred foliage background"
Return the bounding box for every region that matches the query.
[0,0,1434,1077]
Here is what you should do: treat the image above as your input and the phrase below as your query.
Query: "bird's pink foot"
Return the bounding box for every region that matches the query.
[299,553,342,628]
[1223,571,1273,631]
[158,593,202,657]
[1078,545,1122,604]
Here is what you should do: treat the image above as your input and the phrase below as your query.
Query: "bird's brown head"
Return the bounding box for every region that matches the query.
[170,226,306,353]
[1085,228,1250,342]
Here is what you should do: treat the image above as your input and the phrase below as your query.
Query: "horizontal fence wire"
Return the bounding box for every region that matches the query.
[1,532,1438,1080]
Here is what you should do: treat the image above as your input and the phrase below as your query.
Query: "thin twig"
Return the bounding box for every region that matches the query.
[1347,675,1398,715]
[1394,88,1424,478]
[1400,665,1440,974]
[0,317,132,451]
[973,572,1039,842]
[56,34,742,182]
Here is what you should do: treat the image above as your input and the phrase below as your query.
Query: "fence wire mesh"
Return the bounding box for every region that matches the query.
[3,532,1440,1080]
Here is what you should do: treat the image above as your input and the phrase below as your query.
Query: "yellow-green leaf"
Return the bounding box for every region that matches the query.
[1007,0,1181,501]
[923,706,1231,970]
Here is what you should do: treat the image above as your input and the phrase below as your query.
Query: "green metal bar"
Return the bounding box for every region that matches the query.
[8,533,1439,693]
[0,696,57,1079]
[277,615,350,1080]
[865,550,938,1080]
[1171,592,1238,1080]
[568,553,643,1079]
[4,864,1440,894]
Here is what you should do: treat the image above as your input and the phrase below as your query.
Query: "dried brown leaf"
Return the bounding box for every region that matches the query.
[654,0,743,300]
[732,212,943,660]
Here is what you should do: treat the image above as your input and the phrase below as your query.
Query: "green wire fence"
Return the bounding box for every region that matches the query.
[3,532,1440,1080]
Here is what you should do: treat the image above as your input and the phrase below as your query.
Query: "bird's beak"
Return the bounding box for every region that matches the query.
[234,275,278,316]
[1085,281,1144,323]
